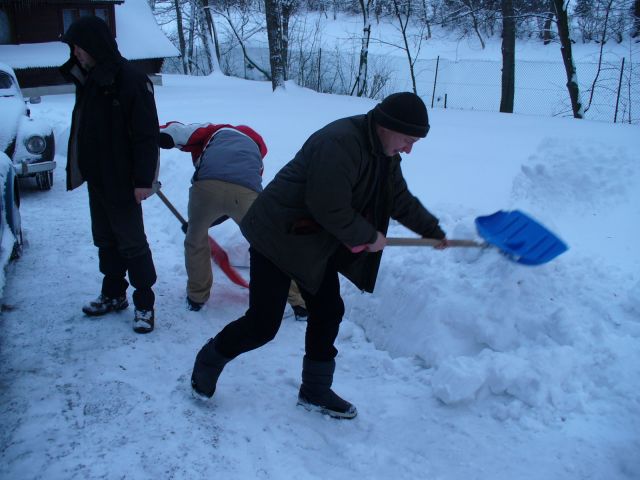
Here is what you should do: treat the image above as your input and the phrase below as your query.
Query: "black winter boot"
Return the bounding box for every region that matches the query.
[82,294,129,316]
[297,356,357,419]
[133,308,154,334]
[191,338,230,400]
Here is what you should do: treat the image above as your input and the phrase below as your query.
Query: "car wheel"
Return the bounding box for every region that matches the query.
[36,171,53,191]
[8,178,22,260]
[10,228,23,260]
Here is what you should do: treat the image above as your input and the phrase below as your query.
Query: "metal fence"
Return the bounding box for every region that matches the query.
[165,45,640,124]
[411,56,639,124]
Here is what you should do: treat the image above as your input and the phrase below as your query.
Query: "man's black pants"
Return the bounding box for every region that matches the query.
[88,184,156,310]
[214,247,345,361]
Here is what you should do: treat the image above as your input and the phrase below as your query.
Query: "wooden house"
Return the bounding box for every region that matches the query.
[0,0,180,95]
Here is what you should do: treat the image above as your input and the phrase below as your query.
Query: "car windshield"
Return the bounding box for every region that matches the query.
[0,71,16,94]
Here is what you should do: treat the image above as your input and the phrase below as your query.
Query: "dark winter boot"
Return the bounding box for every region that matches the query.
[191,338,231,400]
[82,294,129,316]
[297,356,357,419]
[133,308,154,334]
[292,305,308,322]
[186,297,204,312]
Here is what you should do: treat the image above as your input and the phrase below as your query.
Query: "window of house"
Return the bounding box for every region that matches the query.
[62,8,111,34]
[95,8,109,23]
[62,10,76,34]
[0,9,12,44]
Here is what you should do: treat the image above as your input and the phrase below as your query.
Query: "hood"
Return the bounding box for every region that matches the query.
[62,16,122,66]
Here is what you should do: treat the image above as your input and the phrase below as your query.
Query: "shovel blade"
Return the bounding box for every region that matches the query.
[475,210,568,265]
[208,236,249,288]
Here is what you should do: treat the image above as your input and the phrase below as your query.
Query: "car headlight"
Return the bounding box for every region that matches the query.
[25,135,46,155]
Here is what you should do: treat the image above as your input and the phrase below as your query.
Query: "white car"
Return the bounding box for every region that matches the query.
[0,61,56,191]
[0,151,22,263]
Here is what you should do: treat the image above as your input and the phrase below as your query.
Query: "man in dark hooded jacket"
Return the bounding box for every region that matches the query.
[190,92,449,419]
[60,16,159,334]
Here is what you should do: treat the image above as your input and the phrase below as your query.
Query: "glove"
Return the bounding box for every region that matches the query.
[366,231,386,252]
[349,231,386,253]
[159,132,175,149]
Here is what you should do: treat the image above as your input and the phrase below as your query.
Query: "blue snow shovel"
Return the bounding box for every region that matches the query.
[384,210,568,266]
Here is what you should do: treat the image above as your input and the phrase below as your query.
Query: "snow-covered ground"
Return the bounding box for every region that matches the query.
[1,72,639,479]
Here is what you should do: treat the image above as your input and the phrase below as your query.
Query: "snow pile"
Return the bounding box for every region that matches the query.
[346,126,640,425]
[513,138,638,215]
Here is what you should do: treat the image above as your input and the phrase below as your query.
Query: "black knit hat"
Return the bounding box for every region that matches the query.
[372,92,430,138]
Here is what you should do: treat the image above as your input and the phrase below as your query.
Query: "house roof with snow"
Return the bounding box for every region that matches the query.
[0,0,179,70]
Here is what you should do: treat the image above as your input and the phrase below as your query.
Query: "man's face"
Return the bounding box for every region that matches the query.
[73,45,96,70]
[376,126,421,157]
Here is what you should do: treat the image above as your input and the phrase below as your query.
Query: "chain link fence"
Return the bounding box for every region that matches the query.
[165,45,639,124]
[410,56,639,124]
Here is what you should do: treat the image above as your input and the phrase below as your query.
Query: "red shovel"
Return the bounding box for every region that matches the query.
[155,189,249,288]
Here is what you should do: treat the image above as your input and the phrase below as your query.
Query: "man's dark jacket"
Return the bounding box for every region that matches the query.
[60,16,159,206]
[241,112,445,294]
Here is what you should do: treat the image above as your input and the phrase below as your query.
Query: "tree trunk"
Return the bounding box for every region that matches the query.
[281,0,298,80]
[352,0,372,97]
[500,0,515,113]
[584,0,613,113]
[633,0,640,38]
[202,0,222,72]
[420,0,431,39]
[188,0,196,73]
[190,0,213,73]
[218,7,271,79]
[461,0,486,49]
[174,0,189,74]
[264,0,286,90]
[553,0,583,119]
[543,0,555,45]
[392,0,418,94]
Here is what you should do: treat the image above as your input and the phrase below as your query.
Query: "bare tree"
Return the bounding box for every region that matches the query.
[552,0,584,118]
[500,0,516,112]
[151,0,193,74]
[385,0,428,94]
[281,0,300,77]
[441,0,488,49]
[584,0,614,113]
[202,0,222,64]
[634,0,640,37]
[351,0,374,97]
[543,0,556,44]
[265,0,286,90]
[200,0,222,72]
[214,4,271,79]
[462,0,487,48]
[174,0,190,74]
[286,15,324,89]
[187,0,196,71]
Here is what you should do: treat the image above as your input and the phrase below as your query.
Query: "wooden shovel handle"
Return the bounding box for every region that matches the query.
[386,237,484,248]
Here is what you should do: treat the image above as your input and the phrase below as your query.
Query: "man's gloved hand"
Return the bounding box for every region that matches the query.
[349,231,387,253]
[134,187,154,204]
[365,231,387,252]
[433,238,450,250]
[159,132,175,149]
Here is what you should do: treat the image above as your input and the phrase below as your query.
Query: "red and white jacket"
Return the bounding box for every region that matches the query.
[160,121,268,192]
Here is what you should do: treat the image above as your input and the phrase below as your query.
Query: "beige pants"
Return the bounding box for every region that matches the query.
[185,179,305,308]
[287,280,305,307]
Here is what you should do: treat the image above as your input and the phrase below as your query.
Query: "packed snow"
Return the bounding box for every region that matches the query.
[1,72,639,479]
